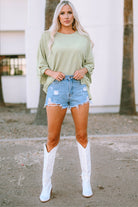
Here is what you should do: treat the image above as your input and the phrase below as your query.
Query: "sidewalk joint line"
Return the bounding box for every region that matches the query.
[0,133,138,142]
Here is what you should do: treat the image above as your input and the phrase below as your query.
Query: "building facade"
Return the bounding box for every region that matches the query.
[0,0,138,113]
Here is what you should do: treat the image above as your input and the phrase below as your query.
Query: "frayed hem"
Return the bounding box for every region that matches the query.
[43,100,91,110]
[43,103,67,109]
[69,100,90,110]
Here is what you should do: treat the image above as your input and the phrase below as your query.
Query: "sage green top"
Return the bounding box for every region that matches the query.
[37,30,94,99]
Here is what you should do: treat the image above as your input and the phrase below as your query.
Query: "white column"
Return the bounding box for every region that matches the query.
[25,0,45,109]
[134,0,138,111]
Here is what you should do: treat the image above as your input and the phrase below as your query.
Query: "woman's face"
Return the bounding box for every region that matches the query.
[58,4,74,28]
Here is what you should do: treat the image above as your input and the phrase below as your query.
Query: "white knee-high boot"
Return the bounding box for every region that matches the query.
[77,141,93,197]
[39,144,58,203]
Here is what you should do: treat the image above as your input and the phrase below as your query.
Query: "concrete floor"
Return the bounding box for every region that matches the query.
[0,135,138,207]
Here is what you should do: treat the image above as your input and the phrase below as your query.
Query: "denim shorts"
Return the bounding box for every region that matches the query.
[44,75,89,109]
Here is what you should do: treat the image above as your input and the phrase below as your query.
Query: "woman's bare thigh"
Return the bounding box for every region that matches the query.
[71,102,89,147]
[46,105,67,151]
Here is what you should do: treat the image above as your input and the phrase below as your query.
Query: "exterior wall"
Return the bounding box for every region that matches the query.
[1,76,26,103]
[0,0,27,104]
[25,0,45,109]
[0,31,25,55]
[134,0,138,111]
[0,0,27,30]
[0,0,27,55]
[1,0,138,112]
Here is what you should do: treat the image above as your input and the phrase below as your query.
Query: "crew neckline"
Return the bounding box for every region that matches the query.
[57,31,78,35]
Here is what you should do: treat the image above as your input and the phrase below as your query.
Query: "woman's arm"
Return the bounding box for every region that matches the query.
[37,33,65,82]
[37,35,49,74]
[83,42,94,76]
[73,40,94,80]
[73,67,88,80]
[44,69,65,81]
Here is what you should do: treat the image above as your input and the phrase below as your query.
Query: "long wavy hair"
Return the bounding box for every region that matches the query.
[48,0,94,51]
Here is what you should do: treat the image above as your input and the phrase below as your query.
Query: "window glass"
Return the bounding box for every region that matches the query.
[0,55,26,75]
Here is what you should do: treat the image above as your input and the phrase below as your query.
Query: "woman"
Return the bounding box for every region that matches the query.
[37,0,94,203]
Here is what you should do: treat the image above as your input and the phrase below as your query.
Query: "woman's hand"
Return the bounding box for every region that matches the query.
[73,68,88,80]
[44,69,65,81]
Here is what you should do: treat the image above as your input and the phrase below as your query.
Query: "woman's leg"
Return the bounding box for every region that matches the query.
[40,105,67,203]
[71,102,93,197]
[46,105,67,152]
[71,102,89,148]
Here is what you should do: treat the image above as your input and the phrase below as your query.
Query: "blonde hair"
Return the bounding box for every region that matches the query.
[48,0,94,51]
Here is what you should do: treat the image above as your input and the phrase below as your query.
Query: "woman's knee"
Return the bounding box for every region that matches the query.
[76,131,88,148]
[47,135,60,152]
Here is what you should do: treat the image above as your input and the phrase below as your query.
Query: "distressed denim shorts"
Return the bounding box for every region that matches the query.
[44,75,89,109]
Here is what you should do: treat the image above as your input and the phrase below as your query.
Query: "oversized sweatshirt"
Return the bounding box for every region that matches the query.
[37,30,94,99]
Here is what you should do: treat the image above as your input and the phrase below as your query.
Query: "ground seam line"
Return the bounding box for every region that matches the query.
[0,133,138,142]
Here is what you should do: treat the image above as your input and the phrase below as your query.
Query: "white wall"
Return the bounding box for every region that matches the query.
[1,76,26,103]
[0,31,25,55]
[0,0,27,31]
[25,0,45,109]
[0,0,27,55]
[134,0,138,110]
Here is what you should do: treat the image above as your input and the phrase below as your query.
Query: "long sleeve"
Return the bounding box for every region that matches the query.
[37,33,50,84]
[83,42,94,78]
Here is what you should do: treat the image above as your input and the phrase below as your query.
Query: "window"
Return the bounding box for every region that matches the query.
[0,55,26,75]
